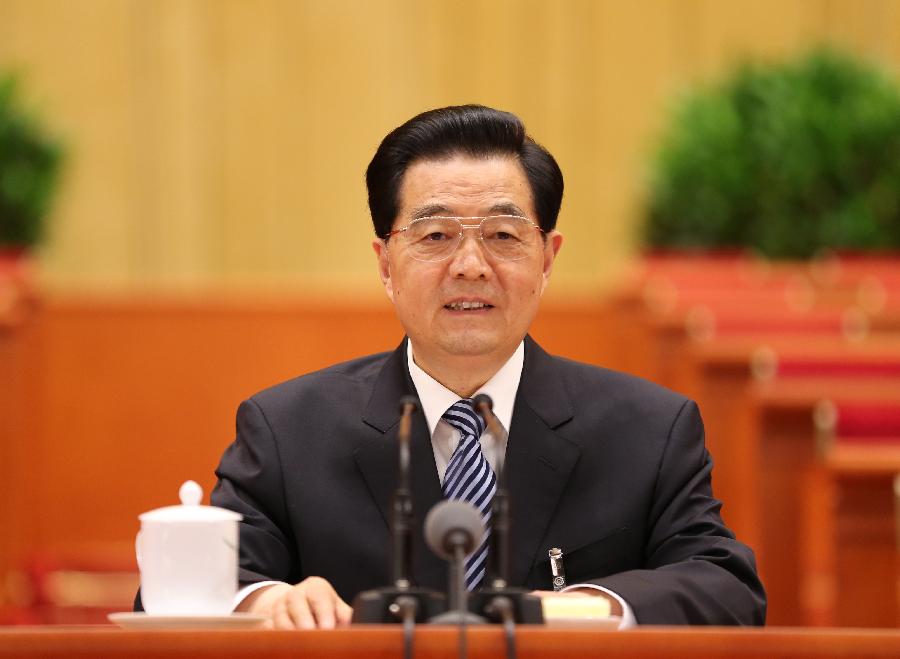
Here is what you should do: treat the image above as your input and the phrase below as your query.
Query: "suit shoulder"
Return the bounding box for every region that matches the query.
[248,350,392,409]
[550,353,691,414]
[535,353,702,459]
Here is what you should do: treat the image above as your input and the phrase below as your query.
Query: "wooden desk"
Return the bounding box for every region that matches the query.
[2,626,900,659]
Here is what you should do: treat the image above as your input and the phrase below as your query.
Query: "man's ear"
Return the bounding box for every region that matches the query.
[372,239,395,302]
[540,231,564,295]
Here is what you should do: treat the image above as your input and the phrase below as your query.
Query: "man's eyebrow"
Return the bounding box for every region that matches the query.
[407,201,526,219]
[489,202,526,216]
[410,204,452,219]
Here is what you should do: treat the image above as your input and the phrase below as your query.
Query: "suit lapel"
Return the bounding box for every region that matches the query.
[353,336,581,591]
[504,336,581,587]
[354,339,446,590]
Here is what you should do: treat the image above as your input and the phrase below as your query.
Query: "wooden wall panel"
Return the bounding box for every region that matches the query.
[0,267,41,605]
[1,295,615,579]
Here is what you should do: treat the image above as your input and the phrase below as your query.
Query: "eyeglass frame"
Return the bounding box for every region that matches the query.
[382,214,547,262]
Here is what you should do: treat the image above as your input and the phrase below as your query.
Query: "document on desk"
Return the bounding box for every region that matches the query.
[541,595,619,627]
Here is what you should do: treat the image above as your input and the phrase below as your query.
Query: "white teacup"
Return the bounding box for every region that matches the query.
[137,480,242,616]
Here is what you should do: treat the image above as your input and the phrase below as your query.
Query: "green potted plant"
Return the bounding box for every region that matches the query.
[644,47,900,259]
[0,73,63,265]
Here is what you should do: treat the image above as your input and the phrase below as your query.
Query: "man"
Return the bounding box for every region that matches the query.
[213,105,766,629]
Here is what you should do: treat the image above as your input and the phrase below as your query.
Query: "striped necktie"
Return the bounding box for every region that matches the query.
[441,398,497,590]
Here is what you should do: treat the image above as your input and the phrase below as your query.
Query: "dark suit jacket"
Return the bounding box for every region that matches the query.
[207,336,765,625]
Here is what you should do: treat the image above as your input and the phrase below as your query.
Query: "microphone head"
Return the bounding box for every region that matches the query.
[398,395,419,415]
[472,393,493,413]
[424,500,485,560]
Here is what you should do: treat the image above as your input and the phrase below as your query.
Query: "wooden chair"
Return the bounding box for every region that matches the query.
[748,383,900,626]
[800,402,900,627]
[679,338,900,549]
[605,254,818,382]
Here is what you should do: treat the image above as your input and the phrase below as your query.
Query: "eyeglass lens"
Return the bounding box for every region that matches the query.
[402,216,539,262]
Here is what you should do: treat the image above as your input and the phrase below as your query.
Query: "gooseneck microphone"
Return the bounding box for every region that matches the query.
[392,394,417,587]
[470,393,543,628]
[472,393,510,588]
[351,395,446,633]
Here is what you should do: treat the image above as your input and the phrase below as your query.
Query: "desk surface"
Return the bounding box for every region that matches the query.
[2,626,900,659]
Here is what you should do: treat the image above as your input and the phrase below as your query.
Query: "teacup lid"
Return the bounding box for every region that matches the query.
[139,480,243,522]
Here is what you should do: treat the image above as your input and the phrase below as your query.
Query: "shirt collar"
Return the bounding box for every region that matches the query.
[406,339,524,437]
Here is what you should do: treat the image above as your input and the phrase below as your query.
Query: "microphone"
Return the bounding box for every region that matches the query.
[392,395,417,587]
[351,395,446,628]
[469,393,544,626]
[424,499,484,560]
[425,500,487,625]
[472,393,510,588]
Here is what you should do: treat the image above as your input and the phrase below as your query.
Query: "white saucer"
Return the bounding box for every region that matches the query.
[108,612,267,630]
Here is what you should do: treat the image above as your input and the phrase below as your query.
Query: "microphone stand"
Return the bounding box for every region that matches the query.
[468,394,544,625]
[351,395,446,628]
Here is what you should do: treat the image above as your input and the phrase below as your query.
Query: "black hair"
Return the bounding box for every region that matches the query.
[366,105,564,238]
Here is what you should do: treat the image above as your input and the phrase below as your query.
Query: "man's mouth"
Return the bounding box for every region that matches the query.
[444,301,494,311]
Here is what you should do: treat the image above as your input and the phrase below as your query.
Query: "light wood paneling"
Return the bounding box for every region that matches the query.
[1,1,899,293]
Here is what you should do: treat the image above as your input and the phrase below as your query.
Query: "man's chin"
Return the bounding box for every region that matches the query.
[435,332,507,359]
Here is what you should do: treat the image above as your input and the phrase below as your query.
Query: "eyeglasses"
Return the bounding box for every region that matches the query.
[385,215,545,262]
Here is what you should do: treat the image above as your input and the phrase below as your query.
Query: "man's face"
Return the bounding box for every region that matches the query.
[373,154,563,367]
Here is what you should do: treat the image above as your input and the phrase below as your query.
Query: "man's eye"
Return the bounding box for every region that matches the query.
[485,230,521,242]
[422,231,451,241]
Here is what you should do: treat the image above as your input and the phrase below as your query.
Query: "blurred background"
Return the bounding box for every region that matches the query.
[2,0,900,628]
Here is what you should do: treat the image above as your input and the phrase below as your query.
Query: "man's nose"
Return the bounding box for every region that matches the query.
[449,231,491,279]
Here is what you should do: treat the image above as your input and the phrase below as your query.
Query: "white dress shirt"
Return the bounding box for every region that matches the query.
[235,340,636,627]
[405,339,519,483]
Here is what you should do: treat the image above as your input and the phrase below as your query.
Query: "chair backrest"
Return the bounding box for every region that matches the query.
[815,400,900,446]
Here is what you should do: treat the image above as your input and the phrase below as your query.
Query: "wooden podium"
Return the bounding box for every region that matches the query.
[2,627,900,659]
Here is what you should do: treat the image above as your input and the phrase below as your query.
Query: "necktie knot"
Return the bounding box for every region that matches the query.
[441,398,486,440]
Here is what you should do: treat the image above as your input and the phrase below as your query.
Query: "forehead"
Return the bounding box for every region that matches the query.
[396,154,535,224]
